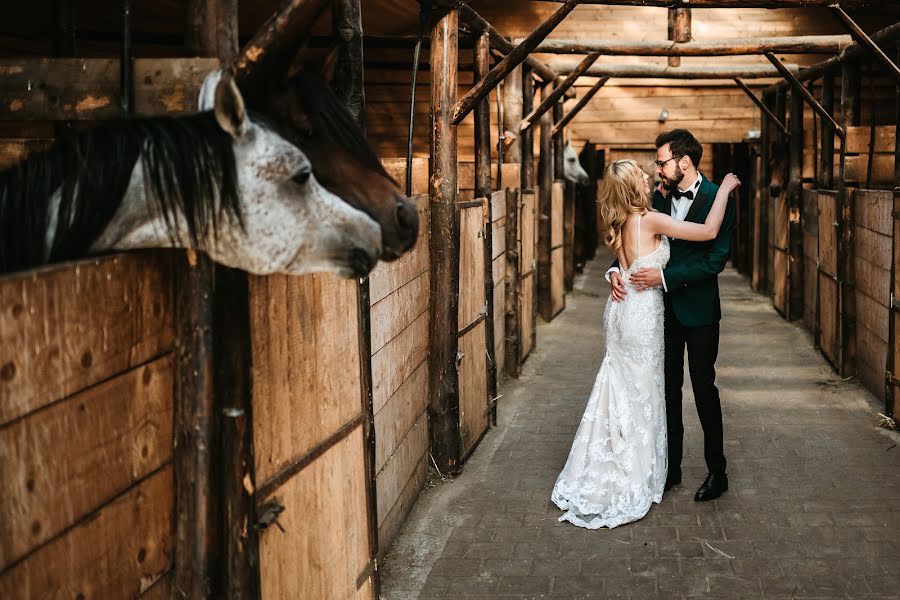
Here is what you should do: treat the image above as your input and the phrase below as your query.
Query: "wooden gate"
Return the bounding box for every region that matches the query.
[458,199,490,457]
[249,271,375,599]
[817,190,840,367]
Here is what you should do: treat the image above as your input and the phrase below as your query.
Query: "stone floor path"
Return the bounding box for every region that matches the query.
[380,249,900,599]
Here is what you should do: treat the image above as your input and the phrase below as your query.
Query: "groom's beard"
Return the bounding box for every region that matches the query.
[660,165,685,191]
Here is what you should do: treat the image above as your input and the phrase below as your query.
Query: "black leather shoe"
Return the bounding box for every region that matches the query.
[694,473,728,502]
[664,471,682,492]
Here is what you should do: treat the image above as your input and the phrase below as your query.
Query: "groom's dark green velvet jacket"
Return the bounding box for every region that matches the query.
[655,175,735,328]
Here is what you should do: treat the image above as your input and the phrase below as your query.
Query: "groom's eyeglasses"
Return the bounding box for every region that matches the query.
[654,156,678,168]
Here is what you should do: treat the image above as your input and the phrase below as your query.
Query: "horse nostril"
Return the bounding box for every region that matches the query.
[350,247,377,276]
[395,200,419,247]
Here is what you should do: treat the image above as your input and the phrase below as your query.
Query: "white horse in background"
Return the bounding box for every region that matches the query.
[0,73,381,278]
[563,140,591,187]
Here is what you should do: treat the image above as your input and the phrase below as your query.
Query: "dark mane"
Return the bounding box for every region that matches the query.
[0,112,240,274]
[288,70,393,181]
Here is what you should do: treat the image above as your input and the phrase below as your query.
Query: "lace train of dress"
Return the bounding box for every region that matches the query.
[551,235,670,529]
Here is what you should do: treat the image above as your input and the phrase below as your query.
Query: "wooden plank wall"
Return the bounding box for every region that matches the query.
[368,194,431,556]
[248,271,373,600]
[0,254,177,598]
[853,190,892,398]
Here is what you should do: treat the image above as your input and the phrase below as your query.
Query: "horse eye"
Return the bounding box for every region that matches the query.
[293,168,311,185]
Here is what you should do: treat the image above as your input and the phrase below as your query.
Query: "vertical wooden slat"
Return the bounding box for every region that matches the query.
[789,87,804,320]
[520,65,537,358]
[537,82,554,322]
[838,60,860,377]
[428,8,462,475]
[667,8,691,68]
[333,0,379,594]
[504,187,521,379]
[820,74,835,189]
[502,64,523,163]
[474,32,498,423]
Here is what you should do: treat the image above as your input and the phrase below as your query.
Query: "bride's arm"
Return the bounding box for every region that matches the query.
[643,174,740,241]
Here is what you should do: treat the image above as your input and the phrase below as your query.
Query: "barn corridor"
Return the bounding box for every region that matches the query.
[380,247,900,600]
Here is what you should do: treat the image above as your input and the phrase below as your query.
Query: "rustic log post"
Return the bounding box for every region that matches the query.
[837,60,859,377]
[755,90,773,293]
[537,83,554,321]
[788,87,804,320]
[451,0,577,125]
[503,64,523,162]
[551,61,801,79]
[332,0,379,590]
[564,182,576,291]
[553,80,565,181]
[429,8,462,475]
[474,31,498,420]
[889,42,900,418]
[667,7,691,67]
[820,74,835,189]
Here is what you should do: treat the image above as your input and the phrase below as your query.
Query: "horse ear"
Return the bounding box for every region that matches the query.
[214,72,247,138]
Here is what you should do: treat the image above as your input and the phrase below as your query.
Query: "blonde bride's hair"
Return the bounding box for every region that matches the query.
[597,159,651,252]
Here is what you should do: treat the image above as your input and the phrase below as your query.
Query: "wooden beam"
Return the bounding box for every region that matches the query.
[837,59,859,378]
[537,88,554,322]
[521,65,536,191]
[443,2,557,82]
[667,7,690,67]
[734,77,790,137]
[232,0,331,93]
[531,0,869,7]
[788,86,804,319]
[519,52,600,132]
[767,22,900,92]
[451,0,578,125]
[532,35,854,55]
[504,187,521,379]
[552,77,610,136]
[830,5,900,84]
[550,60,801,79]
[820,73,835,188]
[553,79,565,180]
[764,51,844,138]
[428,8,462,476]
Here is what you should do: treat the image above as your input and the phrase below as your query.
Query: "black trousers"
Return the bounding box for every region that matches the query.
[663,297,726,476]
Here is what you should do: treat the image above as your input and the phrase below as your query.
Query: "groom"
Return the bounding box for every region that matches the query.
[607,129,735,502]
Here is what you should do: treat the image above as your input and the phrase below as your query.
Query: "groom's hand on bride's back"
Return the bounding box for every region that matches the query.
[610,272,627,302]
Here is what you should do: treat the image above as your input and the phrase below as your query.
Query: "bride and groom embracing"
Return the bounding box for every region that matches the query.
[551,129,741,530]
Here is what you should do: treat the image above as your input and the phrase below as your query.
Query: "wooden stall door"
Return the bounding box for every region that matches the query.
[519,190,537,361]
[801,189,819,333]
[0,254,176,599]
[893,190,900,417]
[250,273,374,600]
[458,200,489,458]
[817,191,839,368]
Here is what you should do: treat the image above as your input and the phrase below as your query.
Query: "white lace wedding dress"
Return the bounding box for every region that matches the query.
[551,221,670,529]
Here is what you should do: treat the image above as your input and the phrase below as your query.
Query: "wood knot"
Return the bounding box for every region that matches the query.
[137,547,147,563]
[11,304,23,318]
[80,351,92,368]
[0,362,15,381]
[143,368,152,385]
[31,519,41,535]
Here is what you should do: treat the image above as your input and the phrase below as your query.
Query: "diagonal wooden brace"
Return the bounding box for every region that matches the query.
[452,0,579,125]
[829,5,900,84]
[520,52,600,131]
[764,51,844,139]
[733,78,790,137]
[552,76,609,137]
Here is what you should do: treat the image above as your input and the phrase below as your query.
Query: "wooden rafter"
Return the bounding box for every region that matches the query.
[551,76,610,136]
[764,51,844,138]
[829,6,900,83]
[549,61,800,79]
[531,35,854,55]
[519,52,600,131]
[452,0,579,125]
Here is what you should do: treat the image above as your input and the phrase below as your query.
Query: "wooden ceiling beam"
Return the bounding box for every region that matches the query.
[530,0,870,8]
[531,35,854,55]
[549,61,801,79]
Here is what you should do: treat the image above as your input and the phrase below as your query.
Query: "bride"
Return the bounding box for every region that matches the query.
[551,160,739,529]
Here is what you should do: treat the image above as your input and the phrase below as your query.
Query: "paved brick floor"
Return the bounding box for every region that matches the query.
[380,250,900,599]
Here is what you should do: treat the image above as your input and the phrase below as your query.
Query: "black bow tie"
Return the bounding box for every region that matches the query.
[672,189,694,201]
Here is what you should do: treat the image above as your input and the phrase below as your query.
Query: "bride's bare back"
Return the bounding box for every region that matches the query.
[617,211,662,270]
